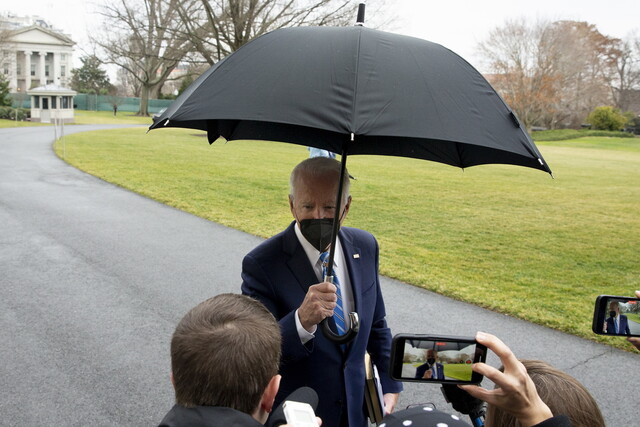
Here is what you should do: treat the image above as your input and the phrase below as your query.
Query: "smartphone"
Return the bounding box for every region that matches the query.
[390,334,487,384]
[283,400,317,427]
[592,295,640,337]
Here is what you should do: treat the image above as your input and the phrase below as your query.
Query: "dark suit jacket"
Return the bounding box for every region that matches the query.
[241,222,402,427]
[606,314,630,335]
[414,362,445,380]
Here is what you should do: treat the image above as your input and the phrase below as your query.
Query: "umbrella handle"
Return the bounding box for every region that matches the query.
[320,312,360,343]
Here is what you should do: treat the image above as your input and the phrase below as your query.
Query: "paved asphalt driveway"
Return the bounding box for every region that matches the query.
[1,125,638,426]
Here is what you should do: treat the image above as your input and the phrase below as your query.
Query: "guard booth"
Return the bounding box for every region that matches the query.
[27,84,77,123]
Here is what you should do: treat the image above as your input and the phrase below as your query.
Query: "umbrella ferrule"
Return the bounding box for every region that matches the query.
[356,2,365,26]
[350,132,355,141]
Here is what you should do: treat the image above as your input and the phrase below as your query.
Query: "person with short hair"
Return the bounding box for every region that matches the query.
[158,294,282,426]
[460,332,604,427]
[241,156,402,427]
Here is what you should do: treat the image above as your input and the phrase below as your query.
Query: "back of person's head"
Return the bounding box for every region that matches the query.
[170,293,281,414]
[290,156,350,201]
[485,359,604,427]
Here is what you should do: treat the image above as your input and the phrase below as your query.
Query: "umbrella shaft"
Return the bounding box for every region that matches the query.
[325,136,351,273]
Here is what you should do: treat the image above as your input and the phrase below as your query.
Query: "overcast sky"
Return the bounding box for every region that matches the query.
[6,0,640,72]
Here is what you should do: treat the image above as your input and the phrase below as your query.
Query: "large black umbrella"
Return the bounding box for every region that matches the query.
[149,9,552,343]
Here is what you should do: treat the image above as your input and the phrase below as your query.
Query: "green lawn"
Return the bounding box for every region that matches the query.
[73,110,154,125]
[0,110,152,128]
[0,118,50,128]
[443,364,474,382]
[53,129,640,350]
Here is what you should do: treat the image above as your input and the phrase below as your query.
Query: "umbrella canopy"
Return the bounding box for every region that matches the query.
[149,23,552,343]
[150,25,551,174]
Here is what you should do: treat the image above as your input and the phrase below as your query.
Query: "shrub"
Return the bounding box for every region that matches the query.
[586,106,628,131]
[0,107,31,120]
[531,128,635,141]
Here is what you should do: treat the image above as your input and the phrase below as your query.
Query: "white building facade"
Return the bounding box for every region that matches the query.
[1,14,74,92]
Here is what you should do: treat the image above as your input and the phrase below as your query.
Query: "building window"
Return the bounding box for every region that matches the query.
[61,65,66,77]
[31,64,36,76]
[34,96,40,108]
[61,54,66,61]
[52,96,57,109]
[16,64,21,76]
[45,65,50,77]
[62,96,69,109]
[2,63,8,75]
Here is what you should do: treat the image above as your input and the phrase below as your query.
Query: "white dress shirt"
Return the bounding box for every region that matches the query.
[293,222,354,343]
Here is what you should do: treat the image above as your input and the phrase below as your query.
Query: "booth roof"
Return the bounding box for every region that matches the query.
[27,84,77,95]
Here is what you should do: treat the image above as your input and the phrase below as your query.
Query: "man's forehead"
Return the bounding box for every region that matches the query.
[294,194,336,204]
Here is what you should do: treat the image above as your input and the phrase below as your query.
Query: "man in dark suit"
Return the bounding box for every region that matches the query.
[414,349,445,380]
[241,157,402,427]
[606,301,631,335]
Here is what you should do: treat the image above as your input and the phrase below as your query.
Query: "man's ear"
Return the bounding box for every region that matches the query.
[341,195,352,220]
[289,195,296,215]
[170,372,175,388]
[261,375,281,413]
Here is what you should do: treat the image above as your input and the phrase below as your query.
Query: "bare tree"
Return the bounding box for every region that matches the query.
[91,0,194,115]
[478,18,559,130]
[606,32,640,111]
[92,0,390,114]
[479,18,620,130]
[0,19,16,86]
[545,21,617,128]
[175,0,359,66]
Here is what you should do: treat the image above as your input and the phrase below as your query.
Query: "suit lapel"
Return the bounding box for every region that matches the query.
[340,228,363,315]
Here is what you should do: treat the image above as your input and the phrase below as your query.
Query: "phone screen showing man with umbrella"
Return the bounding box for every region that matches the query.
[241,157,402,427]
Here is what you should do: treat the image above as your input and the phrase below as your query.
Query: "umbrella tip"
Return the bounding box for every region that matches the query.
[355,2,366,26]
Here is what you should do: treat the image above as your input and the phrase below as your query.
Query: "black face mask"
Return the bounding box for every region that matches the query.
[299,218,335,252]
[610,311,617,318]
[427,358,436,365]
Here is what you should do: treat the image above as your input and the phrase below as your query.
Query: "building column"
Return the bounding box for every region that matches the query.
[52,52,60,85]
[10,52,18,91]
[39,51,47,85]
[24,51,32,90]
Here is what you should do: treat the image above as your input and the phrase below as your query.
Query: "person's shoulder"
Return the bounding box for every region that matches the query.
[159,405,263,427]
[341,226,375,240]
[245,223,295,256]
[341,226,378,248]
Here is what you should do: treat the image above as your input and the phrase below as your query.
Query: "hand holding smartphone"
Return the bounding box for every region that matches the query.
[390,334,487,384]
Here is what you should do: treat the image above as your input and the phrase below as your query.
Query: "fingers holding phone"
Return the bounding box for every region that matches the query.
[459,332,553,427]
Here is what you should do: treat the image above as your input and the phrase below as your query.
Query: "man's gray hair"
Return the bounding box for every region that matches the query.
[289,157,350,204]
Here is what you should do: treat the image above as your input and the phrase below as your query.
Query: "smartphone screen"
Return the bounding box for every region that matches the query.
[390,334,486,384]
[592,295,640,337]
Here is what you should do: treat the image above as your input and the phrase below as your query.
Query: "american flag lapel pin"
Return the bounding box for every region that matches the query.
[353,254,360,259]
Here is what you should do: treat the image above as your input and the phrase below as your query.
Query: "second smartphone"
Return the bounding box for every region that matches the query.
[390,334,487,384]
